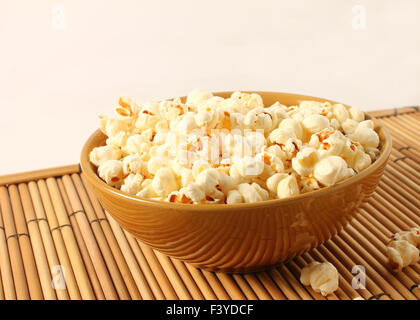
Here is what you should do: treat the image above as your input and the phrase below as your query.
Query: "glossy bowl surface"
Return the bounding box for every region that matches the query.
[81,92,391,272]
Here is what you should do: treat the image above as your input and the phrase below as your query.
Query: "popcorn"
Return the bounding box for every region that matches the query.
[126,134,151,155]
[352,125,379,149]
[332,104,349,123]
[181,183,206,203]
[300,261,339,296]
[268,128,296,145]
[135,112,160,131]
[148,156,169,175]
[98,160,124,186]
[226,189,243,204]
[263,150,285,173]
[186,89,213,107]
[349,107,365,122]
[313,156,354,186]
[267,173,288,194]
[100,116,130,138]
[158,100,187,122]
[196,168,225,200]
[231,91,264,110]
[237,182,269,203]
[120,173,143,195]
[122,154,146,176]
[90,91,380,204]
[353,151,372,173]
[387,240,419,271]
[300,176,320,193]
[106,131,129,150]
[341,119,359,135]
[392,227,420,248]
[192,160,212,180]
[266,173,299,199]
[318,131,347,157]
[278,118,304,140]
[301,114,330,136]
[151,167,179,197]
[292,147,319,176]
[244,108,274,131]
[173,113,197,134]
[387,227,420,271]
[90,145,121,167]
[236,156,265,179]
[276,174,300,199]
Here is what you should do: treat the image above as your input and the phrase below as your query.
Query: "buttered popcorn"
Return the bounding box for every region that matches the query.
[90,91,380,204]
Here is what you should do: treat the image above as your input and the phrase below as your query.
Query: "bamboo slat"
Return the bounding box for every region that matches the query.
[18,184,56,300]
[0,187,30,299]
[0,202,16,299]
[0,108,418,300]
[79,173,142,299]
[35,180,81,299]
[45,178,95,299]
[56,179,105,300]
[61,175,124,300]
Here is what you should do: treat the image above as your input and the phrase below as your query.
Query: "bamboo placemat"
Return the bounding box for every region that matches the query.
[0,107,418,300]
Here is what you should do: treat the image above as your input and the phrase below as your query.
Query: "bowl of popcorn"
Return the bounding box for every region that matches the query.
[81,90,391,272]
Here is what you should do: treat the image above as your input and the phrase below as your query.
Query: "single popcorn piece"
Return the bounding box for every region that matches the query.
[313,156,354,187]
[136,179,157,198]
[231,91,264,110]
[122,154,146,176]
[186,89,213,107]
[392,227,420,248]
[152,167,179,197]
[300,176,320,193]
[196,168,227,201]
[387,240,419,271]
[90,91,380,204]
[291,147,319,176]
[226,189,244,204]
[90,145,121,167]
[120,173,143,195]
[349,107,365,122]
[236,156,265,179]
[332,104,349,123]
[126,134,151,155]
[278,118,304,140]
[300,261,339,296]
[244,108,275,131]
[268,127,296,145]
[267,173,299,199]
[181,183,206,203]
[352,124,379,149]
[237,182,269,203]
[276,174,300,199]
[301,114,330,135]
[97,160,124,186]
[387,227,420,271]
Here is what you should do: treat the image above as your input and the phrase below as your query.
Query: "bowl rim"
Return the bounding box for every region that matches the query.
[80,91,392,212]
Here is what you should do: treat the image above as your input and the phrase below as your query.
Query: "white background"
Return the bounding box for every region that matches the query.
[1,0,419,175]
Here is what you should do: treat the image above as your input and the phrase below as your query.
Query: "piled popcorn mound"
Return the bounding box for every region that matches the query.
[89,90,380,204]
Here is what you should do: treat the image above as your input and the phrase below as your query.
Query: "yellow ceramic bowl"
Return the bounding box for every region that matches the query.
[81,92,391,273]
